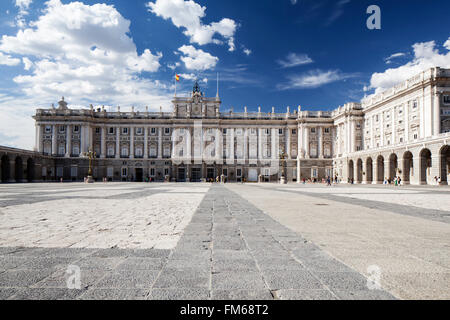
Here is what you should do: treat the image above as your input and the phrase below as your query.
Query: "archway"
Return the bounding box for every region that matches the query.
[402,151,413,184]
[27,158,35,182]
[366,157,373,184]
[356,159,363,183]
[389,154,398,181]
[419,148,432,185]
[15,157,23,182]
[348,160,354,182]
[1,155,10,183]
[377,155,384,183]
[439,145,450,185]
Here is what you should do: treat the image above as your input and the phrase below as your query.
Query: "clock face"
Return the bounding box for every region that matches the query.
[193,104,200,114]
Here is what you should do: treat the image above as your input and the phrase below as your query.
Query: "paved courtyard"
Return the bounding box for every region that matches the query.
[0,182,448,300]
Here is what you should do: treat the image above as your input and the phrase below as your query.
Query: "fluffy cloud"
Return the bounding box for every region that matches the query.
[0,52,21,66]
[15,0,33,28]
[369,39,450,94]
[178,45,218,71]
[147,0,237,51]
[384,52,406,64]
[277,53,313,68]
[278,69,356,90]
[0,0,172,149]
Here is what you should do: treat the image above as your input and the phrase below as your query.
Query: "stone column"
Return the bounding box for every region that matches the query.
[66,125,72,158]
[187,128,192,163]
[101,127,106,159]
[158,128,163,159]
[52,125,57,156]
[130,127,134,159]
[319,127,324,159]
[351,120,356,153]
[144,127,148,159]
[404,104,409,142]
[115,127,120,159]
[271,128,277,160]
[38,124,44,153]
[297,158,301,183]
[434,91,441,136]
[380,113,384,147]
[304,127,310,159]
[286,128,291,159]
[298,125,303,159]
[258,128,263,162]
[229,128,235,164]
[80,125,86,156]
[215,128,221,164]
[392,111,396,145]
[371,116,375,149]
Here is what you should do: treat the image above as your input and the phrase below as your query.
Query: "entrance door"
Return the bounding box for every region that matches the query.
[207,168,215,180]
[178,168,186,182]
[248,169,258,182]
[135,168,143,182]
[191,168,201,182]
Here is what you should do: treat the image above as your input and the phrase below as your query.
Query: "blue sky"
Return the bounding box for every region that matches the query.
[0,0,449,148]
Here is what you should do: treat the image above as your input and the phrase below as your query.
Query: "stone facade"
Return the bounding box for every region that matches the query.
[1,67,449,185]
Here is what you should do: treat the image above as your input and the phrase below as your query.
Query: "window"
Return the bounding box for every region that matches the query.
[163,146,170,157]
[356,124,361,129]
[292,129,297,135]
[311,128,316,133]
[236,168,242,177]
[74,126,80,133]
[57,167,63,177]
[179,150,184,157]
[151,128,156,135]
[71,167,78,177]
[251,128,256,135]
[413,133,418,139]
[121,147,129,157]
[400,137,404,143]
[72,145,80,155]
[135,147,143,157]
[150,168,155,177]
[376,115,379,122]
[95,128,100,134]
[412,101,418,109]
[180,128,185,134]
[136,128,143,135]
[223,169,228,176]
[121,168,128,177]
[444,95,450,104]
[58,145,65,155]
[265,129,270,135]
[150,146,157,157]
[324,128,330,133]
[223,128,227,135]
[107,146,115,157]
[109,127,114,134]
[59,126,65,133]
[107,167,113,177]
[279,129,283,135]
[164,168,169,176]
[164,128,170,135]
[311,168,318,178]
[122,128,128,135]
[45,126,52,133]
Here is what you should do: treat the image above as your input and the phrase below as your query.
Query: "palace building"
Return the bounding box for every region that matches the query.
[1,67,450,185]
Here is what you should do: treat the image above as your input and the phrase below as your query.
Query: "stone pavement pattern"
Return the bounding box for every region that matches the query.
[1,182,448,299]
[0,183,395,300]
[226,184,450,300]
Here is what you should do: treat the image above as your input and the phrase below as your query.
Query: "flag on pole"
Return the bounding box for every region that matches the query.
[175,74,180,82]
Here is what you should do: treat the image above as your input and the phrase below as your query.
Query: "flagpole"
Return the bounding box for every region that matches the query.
[174,74,177,97]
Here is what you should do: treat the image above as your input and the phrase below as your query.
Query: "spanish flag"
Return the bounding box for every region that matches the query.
[175,74,180,82]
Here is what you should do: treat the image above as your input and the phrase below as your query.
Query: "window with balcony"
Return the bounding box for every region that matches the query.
[136,128,143,135]
[151,128,156,135]
[74,126,80,133]
[108,127,114,134]
[122,128,128,135]
[164,128,170,135]
[59,126,65,133]
[121,147,129,157]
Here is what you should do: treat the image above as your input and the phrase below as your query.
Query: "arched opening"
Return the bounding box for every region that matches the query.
[402,151,413,185]
[348,160,354,183]
[419,148,432,185]
[439,145,450,185]
[366,157,373,184]
[389,154,398,181]
[356,159,363,183]
[1,155,10,183]
[26,158,35,182]
[377,155,384,183]
[15,156,23,183]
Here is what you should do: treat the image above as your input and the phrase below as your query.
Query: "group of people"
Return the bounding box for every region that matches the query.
[383,176,402,186]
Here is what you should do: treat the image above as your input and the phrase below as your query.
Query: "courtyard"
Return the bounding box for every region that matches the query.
[0,182,449,300]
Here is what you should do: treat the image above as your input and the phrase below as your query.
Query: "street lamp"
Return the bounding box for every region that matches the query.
[83,149,96,183]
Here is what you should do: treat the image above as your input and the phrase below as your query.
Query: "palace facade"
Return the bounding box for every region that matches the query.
[1,67,450,185]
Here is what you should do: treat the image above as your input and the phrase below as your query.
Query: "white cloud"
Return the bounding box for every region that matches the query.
[0,0,172,149]
[0,52,21,66]
[168,62,181,70]
[22,57,32,70]
[243,48,252,56]
[369,39,450,94]
[384,52,405,64]
[178,45,218,71]
[15,0,33,28]
[179,73,196,80]
[278,69,355,90]
[147,0,237,51]
[277,53,313,68]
